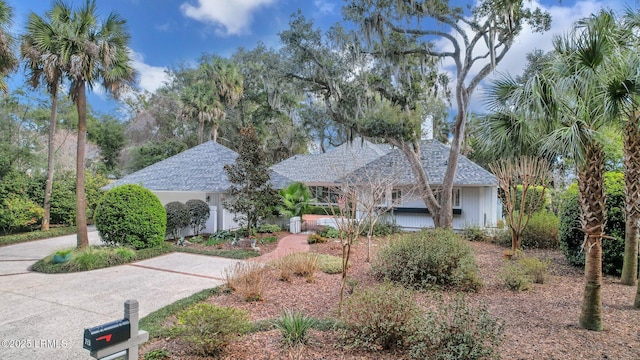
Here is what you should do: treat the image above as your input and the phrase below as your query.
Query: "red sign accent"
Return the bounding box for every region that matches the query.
[96,334,113,342]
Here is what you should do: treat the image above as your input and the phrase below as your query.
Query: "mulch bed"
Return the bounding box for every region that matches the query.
[141,236,640,359]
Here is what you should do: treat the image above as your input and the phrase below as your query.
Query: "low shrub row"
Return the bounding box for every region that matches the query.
[0,226,77,246]
[31,244,172,273]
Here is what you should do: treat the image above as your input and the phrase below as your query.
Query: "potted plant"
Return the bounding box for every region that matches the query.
[53,249,72,264]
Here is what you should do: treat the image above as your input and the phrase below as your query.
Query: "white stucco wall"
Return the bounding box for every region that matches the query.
[152,191,206,205]
[151,191,237,233]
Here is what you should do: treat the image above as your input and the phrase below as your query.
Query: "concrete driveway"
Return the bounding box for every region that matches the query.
[0,230,244,360]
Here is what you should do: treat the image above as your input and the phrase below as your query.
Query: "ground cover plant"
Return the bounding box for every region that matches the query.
[138,230,640,360]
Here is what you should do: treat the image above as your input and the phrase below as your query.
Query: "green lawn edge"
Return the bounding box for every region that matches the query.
[30,242,260,274]
[0,226,77,247]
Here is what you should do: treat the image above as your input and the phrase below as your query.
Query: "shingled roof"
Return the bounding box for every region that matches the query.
[273,138,497,187]
[346,140,498,186]
[270,138,391,184]
[105,141,293,192]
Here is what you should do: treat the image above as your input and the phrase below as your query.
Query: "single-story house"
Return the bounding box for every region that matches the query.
[270,138,500,231]
[104,141,291,232]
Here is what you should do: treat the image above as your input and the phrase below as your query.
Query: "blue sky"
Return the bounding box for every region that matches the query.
[7,0,636,117]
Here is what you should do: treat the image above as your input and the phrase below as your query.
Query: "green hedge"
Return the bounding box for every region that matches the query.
[521,211,559,249]
[0,226,77,246]
[559,172,625,276]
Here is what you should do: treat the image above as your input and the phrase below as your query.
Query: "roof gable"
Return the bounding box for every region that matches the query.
[346,140,497,186]
[105,141,239,192]
[270,138,392,184]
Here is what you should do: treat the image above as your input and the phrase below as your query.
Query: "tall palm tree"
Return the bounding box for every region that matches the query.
[543,10,623,331]
[20,3,68,231]
[608,10,640,288]
[0,0,18,93]
[56,0,136,248]
[206,57,243,142]
[181,56,243,144]
[180,77,220,144]
[481,10,620,331]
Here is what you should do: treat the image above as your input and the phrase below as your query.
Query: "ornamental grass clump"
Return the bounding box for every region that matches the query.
[275,308,316,346]
[275,252,318,282]
[223,262,267,302]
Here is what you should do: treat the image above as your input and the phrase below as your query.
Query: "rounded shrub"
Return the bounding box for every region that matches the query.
[165,201,190,240]
[521,211,559,249]
[94,184,166,249]
[186,199,210,235]
[408,295,504,360]
[342,282,422,351]
[174,303,250,356]
[372,228,482,291]
[559,172,625,276]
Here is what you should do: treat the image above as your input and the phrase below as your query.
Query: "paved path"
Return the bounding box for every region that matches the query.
[0,230,309,360]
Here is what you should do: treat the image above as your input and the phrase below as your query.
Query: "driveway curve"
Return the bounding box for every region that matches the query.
[0,230,243,360]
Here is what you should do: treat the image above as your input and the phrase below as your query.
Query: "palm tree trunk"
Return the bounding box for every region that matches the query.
[622,119,640,285]
[578,144,605,331]
[42,85,59,231]
[76,82,89,249]
[198,116,204,144]
[211,125,218,143]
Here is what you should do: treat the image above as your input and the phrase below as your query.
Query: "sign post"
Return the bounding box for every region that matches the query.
[83,300,149,360]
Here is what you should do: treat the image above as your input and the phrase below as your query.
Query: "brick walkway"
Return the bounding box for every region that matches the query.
[251,233,310,263]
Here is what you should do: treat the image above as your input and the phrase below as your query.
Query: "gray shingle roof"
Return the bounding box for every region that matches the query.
[270,138,391,184]
[104,141,240,192]
[346,140,497,186]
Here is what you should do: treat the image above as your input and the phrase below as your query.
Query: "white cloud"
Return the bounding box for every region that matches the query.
[180,0,277,36]
[314,0,336,15]
[131,50,170,93]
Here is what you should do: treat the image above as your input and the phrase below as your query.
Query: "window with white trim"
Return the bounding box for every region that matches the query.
[435,188,461,208]
[391,189,402,205]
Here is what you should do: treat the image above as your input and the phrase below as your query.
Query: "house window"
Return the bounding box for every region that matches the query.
[435,188,461,208]
[391,189,402,205]
[312,186,340,204]
[453,188,461,208]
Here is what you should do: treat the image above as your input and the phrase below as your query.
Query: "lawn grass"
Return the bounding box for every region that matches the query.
[0,226,77,247]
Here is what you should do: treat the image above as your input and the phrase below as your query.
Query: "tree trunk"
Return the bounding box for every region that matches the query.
[510,226,522,252]
[439,87,468,229]
[388,139,441,226]
[578,144,605,331]
[42,85,59,231]
[197,117,204,144]
[75,82,89,249]
[622,118,640,285]
[211,125,218,143]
